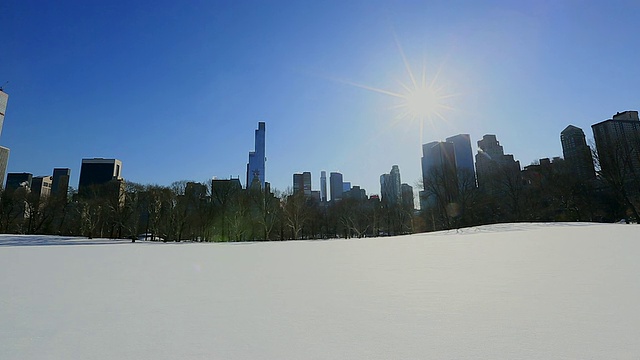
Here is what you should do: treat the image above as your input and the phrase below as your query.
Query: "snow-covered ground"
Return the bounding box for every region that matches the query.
[2,223,639,359]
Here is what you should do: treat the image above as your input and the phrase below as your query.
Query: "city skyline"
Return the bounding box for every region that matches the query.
[2,1,640,196]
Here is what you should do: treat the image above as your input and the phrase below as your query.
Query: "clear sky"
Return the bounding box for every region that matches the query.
[2,0,639,196]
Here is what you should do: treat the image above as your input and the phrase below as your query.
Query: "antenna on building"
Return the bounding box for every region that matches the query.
[0,81,7,92]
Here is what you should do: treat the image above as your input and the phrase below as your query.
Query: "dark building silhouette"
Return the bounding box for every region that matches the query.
[52,168,71,199]
[592,111,640,179]
[380,165,402,206]
[246,122,266,189]
[31,176,53,200]
[561,125,595,181]
[78,158,124,203]
[293,171,312,196]
[446,134,476,185]
[401,183,414,210]
[522,157,564,188]
[6,172,32,192]
[421,141,458,210]
[344,185,367,200]
[320,171,327,202]
[475,135,521,191]
[329,172,343,202]
[211,178,242,206]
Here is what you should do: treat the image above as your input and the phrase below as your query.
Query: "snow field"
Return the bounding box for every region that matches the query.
[2,223,639,359]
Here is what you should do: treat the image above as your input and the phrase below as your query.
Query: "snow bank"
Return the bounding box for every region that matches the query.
[2,223,639,359]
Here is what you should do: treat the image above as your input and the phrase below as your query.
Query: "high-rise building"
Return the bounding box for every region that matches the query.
[246,122,266,189]
[475,135,520,190]
[320,171,327,202]
[592,111,640,179]
[380,165,402,206]
[344,185,367,200]
[560,125,595,181]
[293,173,303,194]
[51,168,71,199]
[342,182,351,193]
[6,172,33,192]
[421,141,458,210]
[0,146,9,188]
[292,172,312,196]
[446,134,476,184]
[401,183,414,210]
[329,172,343,202]
[211,178,242,206]
[303,172,311,196]
[31,176,53,199]
[78,158,123,200]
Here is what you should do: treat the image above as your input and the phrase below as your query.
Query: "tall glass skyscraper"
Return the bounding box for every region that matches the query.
[246,122,266,189]
[446,134,476,186]
[329,172,343,202]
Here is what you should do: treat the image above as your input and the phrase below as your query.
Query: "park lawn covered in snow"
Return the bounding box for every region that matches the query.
[1,222,639,359]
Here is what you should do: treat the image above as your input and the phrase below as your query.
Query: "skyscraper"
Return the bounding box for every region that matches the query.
[380,165,402,206]
[320,171,327,202]
[475,134,520,190]
[592,111,640,179]
[52,168,71,199]
[292,171,312,196]
[560,125,595,181]
[78,158,123,200]
[329,172,343,202]
[446,134,476,185]
[401,183,414,210]
[31,176,53,200]
[246,122,266,189]
[5,172,32,192]
[421,141,458,209]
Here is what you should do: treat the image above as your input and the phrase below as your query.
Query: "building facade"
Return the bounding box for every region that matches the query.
[446,134,476,185]
[380,165,402,206]
[246,122,266,189]
[320,171,327,202]
[31,176,53,199]
[329,172,343,202]
[78,158,124,202]
[0,89,8,139]
[6,172,33,192]
[401,183,414,210]
[293,171,312,196]
[0,146,9,188]
[560,125,595,181]
[421,141,458,210]
[475,134,521,191]
[52,168,71,199]
[592,111,640,180]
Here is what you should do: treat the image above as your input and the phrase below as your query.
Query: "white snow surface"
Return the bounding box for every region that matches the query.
[2,223,640,359]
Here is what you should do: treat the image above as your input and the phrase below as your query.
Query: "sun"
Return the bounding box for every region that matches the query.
[333,38,457,143]
[394,76,452,123]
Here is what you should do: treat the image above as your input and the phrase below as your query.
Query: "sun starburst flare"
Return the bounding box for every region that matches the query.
[334,37,458,144]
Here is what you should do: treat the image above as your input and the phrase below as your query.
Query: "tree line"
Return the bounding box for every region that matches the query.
[0,179,414,241]
[3,140,638,240]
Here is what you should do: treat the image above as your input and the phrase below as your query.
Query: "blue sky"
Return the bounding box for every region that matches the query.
[2,0,639,196]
